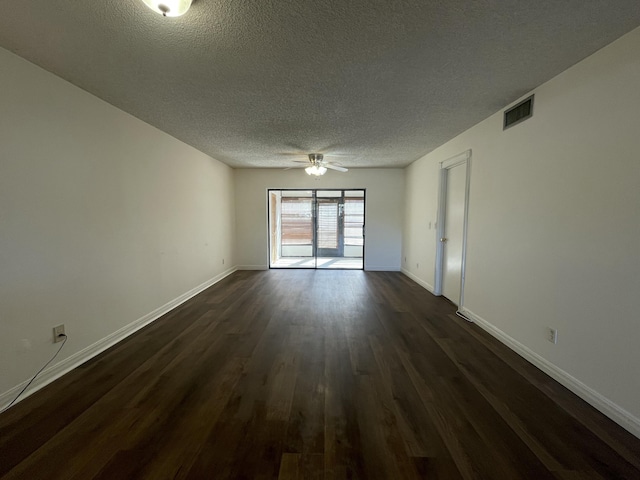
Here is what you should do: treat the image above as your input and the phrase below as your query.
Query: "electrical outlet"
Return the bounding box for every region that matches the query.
[53,324,65,343]
[546,327,558,344]
[222,258,225,265]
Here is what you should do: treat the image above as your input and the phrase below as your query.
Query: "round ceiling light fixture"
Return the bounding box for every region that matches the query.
[140,0,192,17]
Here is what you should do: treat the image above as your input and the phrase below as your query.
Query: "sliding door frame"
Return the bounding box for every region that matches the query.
[267,188,366,270]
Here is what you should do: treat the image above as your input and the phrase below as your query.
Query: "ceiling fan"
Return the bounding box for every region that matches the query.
[289,153,348,176]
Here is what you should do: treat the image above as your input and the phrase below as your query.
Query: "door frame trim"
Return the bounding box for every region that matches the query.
[434,150,472,307]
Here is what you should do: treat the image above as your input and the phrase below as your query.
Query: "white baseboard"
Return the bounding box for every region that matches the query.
[459,307,640,439]
[0,267,237,411]
[401,268,435,293]
[239,265,402,272]
[365,266,401,271]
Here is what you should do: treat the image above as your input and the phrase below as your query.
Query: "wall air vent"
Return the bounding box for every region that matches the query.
[503,94,534,130]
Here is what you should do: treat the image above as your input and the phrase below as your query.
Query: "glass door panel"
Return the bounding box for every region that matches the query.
[343,194,365,258]
[269,190,316,268]
[316,192,344,258]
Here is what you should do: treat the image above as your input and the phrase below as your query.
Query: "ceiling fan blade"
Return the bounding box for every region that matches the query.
[281,142,308,152]
[325,164,348,172]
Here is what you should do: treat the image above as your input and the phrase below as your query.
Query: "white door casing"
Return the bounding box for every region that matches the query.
[442,162,466,304]
[434,150,471,307]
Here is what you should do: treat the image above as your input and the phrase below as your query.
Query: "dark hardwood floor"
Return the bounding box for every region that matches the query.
[1,270,639,479]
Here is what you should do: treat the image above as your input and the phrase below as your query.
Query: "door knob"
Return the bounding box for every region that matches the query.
[440,237,448,242]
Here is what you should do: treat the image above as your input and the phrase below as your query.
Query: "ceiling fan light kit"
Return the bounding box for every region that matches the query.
[300,153,347,176]
[140,0,192,17]
[305,165,327,176]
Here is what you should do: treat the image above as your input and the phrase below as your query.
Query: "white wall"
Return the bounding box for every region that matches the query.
[403,27,640,435]
[0,47,236,400]
[235,169,404,271]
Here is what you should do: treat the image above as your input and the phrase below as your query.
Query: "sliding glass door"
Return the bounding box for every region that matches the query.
[268,189,365,269]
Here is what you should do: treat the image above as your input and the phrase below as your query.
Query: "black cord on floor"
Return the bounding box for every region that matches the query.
[0,334,68,414]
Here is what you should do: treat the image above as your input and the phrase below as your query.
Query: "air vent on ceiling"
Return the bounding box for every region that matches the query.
[503,95,534,130]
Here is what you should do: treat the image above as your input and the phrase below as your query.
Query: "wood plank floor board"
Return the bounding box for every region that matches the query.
[278,452,324,480]
[122,356,247,480]
[323,319,367,479]
[433,373,556,479]
[368,334,463,478]
[452,313,640,471]
[435,331,640,479]
[0,300,215,477]
[2,270,639,479]
[11,316,244,479]
[433,333,606,473]
[354,374,421,479]
[283,326,325,455]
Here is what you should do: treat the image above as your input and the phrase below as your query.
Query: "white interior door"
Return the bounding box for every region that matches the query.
[442,162,467,305]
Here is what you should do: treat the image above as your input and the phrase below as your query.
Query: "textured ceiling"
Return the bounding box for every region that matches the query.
[1,1,640,168]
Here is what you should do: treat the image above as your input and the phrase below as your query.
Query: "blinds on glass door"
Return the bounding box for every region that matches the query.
[344,197,364,246]
[281,196,363,247]
[317,200,339,249]
[281,197,313,245]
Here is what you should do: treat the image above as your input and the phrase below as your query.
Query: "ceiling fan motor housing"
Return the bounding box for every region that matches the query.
[308,153,323,165]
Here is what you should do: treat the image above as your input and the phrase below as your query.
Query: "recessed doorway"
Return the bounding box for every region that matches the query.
[268,189,365,269]
[434,150,471,307]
